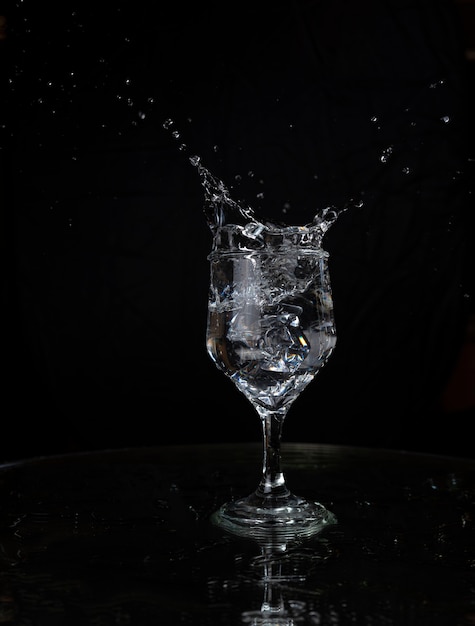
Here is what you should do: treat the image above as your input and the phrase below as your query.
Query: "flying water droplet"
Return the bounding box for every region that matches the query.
[380,146,393,163]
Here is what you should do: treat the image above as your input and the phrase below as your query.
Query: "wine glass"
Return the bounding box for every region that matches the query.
[206,223,337,540]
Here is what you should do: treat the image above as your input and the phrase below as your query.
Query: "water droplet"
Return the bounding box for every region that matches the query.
[380,146,393,163]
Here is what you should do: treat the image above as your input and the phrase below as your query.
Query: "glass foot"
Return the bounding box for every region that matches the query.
[211,492,337,540]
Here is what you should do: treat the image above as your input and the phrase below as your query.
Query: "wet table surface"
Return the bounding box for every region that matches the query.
[0,442,474,625]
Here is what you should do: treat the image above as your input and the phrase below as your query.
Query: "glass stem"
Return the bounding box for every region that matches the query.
[255,408,291,501]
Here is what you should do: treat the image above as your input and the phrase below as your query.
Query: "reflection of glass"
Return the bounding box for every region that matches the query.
[241,538,300,625]
[240,531,331,625]
[206,225,337,540]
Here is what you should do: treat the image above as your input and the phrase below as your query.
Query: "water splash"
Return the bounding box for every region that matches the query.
[162,117,345,256]
[189,154,341,254]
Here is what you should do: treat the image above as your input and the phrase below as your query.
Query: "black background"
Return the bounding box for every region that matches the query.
[4,1,474,462]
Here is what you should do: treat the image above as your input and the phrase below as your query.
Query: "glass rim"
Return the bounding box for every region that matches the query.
[207,248,329,261]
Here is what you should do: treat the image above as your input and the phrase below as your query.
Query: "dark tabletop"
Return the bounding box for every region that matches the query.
[0,443,474,625]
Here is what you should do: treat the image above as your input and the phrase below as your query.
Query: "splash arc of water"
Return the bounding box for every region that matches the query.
[189,154,341,256]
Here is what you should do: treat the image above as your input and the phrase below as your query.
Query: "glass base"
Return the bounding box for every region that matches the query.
[211,492,337,541]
